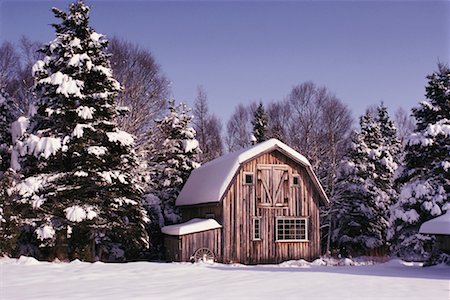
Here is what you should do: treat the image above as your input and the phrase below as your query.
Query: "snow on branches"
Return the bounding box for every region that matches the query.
[389,64,450,262]
[152,100,201,225]
[332,105,400,256]
[12,0,149,261]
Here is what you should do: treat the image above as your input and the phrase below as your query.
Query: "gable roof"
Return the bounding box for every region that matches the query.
[176,138,329,206]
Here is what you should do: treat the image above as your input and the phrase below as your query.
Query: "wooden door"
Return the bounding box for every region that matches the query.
[256,165,289,207]
[255,164,289,262]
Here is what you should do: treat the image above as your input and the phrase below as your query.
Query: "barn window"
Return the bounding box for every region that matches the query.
[244,172,254,185]
[253,217,261,240]
[293,175,300,186]
[276,218,308,241]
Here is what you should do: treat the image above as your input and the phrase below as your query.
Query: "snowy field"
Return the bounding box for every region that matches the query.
[1,257,449,300]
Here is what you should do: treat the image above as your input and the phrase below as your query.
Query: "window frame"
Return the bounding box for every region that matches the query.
[253,217,262,241]
[243,172,255,185]
[275,217,308,242]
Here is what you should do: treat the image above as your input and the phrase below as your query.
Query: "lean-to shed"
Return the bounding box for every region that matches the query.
[162,138,329,264]
[419,211,450,254]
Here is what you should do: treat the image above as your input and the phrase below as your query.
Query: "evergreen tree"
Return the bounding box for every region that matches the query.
[12,1,149,261]
[0,88,18,174]
[153,100,200,224]
[373,104,401,236]
[332,113,382,256]
[332,107,399,256]
[389,64,450,263]
[0,88,21,256]
[251,102,268,143]
[377,104,402,160]
[0,169,20,256]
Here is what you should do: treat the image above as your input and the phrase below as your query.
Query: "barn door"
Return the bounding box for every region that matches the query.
[255,164,289,263]
[256,165,289,207]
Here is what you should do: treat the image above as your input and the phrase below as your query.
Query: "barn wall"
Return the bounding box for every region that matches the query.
[180,203,223,223]
[164,228,222,262]
[164,235,181,261]
[221,150,322,264]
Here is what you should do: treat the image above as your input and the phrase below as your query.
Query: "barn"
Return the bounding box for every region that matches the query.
[161,138,329,264]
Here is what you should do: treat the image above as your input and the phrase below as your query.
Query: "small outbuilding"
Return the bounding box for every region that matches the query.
[419,211,450,253]
[162,138,329,264]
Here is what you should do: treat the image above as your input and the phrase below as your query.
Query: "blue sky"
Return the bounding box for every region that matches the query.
[1,0,449,122]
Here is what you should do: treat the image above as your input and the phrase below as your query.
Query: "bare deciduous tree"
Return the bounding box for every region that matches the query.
[108,37,170,146]
[288,82,329,168]
[394,107,415,147]
[204,114,223,161]
[316,97,353,255]
[266,101,291,142]
[193,86,223,162]
[0,37,42,114]
[0,41,19,86]
[317,95,353,194]
[225,103,252,151]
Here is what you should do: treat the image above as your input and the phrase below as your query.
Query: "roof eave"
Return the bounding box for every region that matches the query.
[176,201,221,208]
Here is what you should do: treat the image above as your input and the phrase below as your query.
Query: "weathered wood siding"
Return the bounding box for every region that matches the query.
[221,150,322,264]
[164,228,222,262]
[164,235,181,261]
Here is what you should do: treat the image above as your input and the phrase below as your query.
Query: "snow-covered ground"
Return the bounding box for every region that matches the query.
[1,256,449,300]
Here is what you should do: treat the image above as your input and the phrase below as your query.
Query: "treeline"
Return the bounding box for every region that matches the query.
[0,1,448,265]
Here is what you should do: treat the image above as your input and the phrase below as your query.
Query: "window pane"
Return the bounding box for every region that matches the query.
[245,174,253,184]
[276,218,307,240]
[254,218,261,240]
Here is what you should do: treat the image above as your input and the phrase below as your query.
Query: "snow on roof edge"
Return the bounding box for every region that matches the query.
[217,161,240,204]
[237,139,329,204]
[176,138,329,206]
[161,218,222,236]
[262,141,329,204]
[419,211,450,235]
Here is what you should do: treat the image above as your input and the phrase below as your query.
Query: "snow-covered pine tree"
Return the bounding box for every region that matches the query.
[0,88,21,256]
[389,64,450,263]
[12,1,149,261]
[373,104,401,244]
[0,168,20,256]
[332,113,382,256]
[377,104,402,162]
[251,102,268,144]
[332,107,399,257]
[153,99,200,225]
[0,88,18,174]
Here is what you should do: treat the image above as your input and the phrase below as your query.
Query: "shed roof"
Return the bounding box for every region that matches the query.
[176,138,329,206]
[161,218,222,236]
[419,211,450,235]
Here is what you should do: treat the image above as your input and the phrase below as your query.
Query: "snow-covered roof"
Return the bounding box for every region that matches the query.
[176,138,329,206]
[161,218,222,236]
[419,211,450,235]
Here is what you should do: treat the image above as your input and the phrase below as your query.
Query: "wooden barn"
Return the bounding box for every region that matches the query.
[161,138,329,264]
